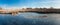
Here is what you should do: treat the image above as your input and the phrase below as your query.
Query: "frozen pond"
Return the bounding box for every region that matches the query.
[0,12,59,25]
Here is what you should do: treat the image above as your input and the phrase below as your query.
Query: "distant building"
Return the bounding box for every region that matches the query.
[26,8,32,9]
[50,7,54,9]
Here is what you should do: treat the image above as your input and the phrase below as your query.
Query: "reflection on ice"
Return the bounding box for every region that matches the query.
[0,12,59,25]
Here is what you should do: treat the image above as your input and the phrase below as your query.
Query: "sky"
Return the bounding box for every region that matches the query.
[0,0,60,9]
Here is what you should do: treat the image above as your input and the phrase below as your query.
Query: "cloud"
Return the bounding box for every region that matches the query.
[33,0,60,8]
[0,0,60,9]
